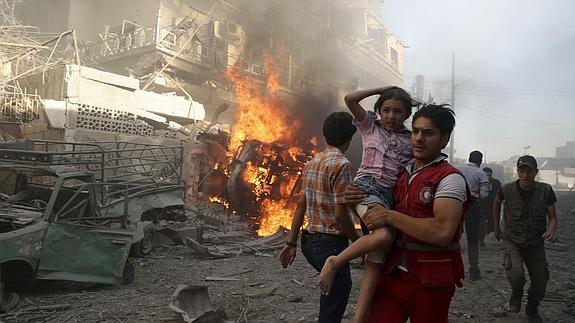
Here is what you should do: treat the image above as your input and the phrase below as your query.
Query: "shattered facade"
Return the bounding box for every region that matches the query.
[15,0,405,123]
[6,0,407,233]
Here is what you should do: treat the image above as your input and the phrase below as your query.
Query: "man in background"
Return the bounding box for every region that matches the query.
[480,166,501,245]
[458,150,489,280]
[493,155,557,323]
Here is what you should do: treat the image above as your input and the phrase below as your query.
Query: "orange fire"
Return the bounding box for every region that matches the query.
[224,56,310,236]
[225,56,301,153]
[257,199,295,236]
[209,196,230,209]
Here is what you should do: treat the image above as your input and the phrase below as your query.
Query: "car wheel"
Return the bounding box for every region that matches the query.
[0,292,19,313]
[122,260,135,284]
[130,223,155,258]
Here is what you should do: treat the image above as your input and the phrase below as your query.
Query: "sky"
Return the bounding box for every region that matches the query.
[381,0,575,162]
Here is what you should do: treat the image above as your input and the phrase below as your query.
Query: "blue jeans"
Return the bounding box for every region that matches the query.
[355,175,394,209]
[301,232,351,323]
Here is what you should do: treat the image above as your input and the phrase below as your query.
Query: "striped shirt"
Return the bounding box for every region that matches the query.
[302,146,354,234]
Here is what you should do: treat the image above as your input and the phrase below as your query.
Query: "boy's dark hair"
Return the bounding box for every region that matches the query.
[483,167,493,174]
[412,104,456,137]
[469,150,483,164]
[323,111,356,147]
[373,86,420,119]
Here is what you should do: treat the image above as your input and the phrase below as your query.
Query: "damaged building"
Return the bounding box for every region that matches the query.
[14,0,405,121]
[3,0,406,233]
[0,0,408,313]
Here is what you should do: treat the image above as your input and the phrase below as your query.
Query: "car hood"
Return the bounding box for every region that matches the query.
[0,205,43,232]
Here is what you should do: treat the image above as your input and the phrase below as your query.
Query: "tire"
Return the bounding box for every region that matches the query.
[122,260,135,284]
[0,292,19,313]
[130,223,155,258]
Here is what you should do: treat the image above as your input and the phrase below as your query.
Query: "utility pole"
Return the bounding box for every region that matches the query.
[413,74,425,102]
[449,52,456,163]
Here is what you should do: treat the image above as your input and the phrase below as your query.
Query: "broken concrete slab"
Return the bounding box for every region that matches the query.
[184,237,232,259]
[243,283,279,298]
[157,226,203,245]
[202,230,251,242]
[168,284,226,323]
[197,212,229,227]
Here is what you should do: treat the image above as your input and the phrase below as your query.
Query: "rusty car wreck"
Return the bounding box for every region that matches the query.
[0,140,185,311]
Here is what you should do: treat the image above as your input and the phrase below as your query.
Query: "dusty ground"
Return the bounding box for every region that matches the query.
[1,192,574,323]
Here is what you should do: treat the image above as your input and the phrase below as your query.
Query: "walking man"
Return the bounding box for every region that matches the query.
[279,111,360,323]
[493,155,558,323]
[346,104,469,322]
[458,151,489,280]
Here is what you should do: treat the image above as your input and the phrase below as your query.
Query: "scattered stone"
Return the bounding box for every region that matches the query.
[492,306,508,317]
[451,310,462,316]
[243,283,279,298]
[287,294,303,302]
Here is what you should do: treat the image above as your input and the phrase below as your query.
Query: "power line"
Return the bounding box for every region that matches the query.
[458,128,574,140]
[429,83,575,97]
[407,78,575,100]
[457,104,575,126]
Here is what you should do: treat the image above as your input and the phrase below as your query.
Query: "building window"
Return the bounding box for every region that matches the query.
[194,41,208,63]
[390,47,398,68]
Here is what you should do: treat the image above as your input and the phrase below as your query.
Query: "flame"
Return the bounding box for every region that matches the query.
[209,196,229,208]
[280,173,299,197]
[242,161,271,197]
[265,56,281,92]
[256,199,295,236]
[225,56,300,153]
[310,137,318,148]
[220,56,313,236]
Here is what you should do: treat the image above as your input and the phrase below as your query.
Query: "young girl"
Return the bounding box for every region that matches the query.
[318,86,418,323]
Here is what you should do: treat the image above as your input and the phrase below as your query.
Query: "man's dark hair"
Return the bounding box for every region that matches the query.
[469,150,483,164]
[412,104,456,137]
[483,167,493,174]
[373,86,420,119]
[323,111,356,147]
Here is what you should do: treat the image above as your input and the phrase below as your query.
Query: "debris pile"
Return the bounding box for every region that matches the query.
[153,204,288,259]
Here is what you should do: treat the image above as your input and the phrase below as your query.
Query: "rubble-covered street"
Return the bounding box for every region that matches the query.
[1,0,575,322]
[1,193,573,323]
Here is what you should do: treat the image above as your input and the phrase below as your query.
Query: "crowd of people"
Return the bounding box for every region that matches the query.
[278,86,558,323]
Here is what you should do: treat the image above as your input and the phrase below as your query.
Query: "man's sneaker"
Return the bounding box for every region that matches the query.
[509,292,522,313]
[525,302,542,323]
[468,268,482,281]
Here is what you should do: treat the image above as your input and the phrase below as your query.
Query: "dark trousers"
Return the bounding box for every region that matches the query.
[503,240,549,304]
[464,200,481,274]
[301,232,351,323]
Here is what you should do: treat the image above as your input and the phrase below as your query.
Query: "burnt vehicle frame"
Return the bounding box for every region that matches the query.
[0,140,185,311]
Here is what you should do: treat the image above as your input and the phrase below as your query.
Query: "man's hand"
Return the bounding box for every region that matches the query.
[542,229,557,242]
[278,245,296,268]
[363,203,391,230]
[344,183,367,206]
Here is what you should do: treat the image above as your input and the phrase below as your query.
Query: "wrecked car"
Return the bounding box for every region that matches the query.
[0,140,185,311]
